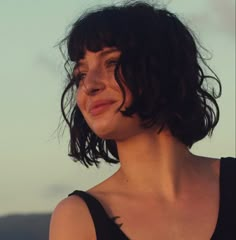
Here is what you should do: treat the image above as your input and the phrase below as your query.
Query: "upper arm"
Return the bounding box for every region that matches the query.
[49,196,96,240]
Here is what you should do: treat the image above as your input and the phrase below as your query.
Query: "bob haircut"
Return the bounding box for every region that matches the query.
[59,1,221,167]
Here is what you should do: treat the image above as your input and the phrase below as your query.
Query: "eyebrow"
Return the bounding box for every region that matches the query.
[99,48,119,57]
[75,48,119,69]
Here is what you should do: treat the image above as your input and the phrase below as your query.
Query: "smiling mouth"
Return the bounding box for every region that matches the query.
[89,102,115,116]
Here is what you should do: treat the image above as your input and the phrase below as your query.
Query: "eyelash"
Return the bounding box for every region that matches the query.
[73,73,86,87]
[73,58,119,87]
[105,59,119,68]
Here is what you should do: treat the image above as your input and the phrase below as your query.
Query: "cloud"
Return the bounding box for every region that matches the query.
[189,0,235,36]
[209,0,235,34]
[34,54,61,77]
[42,184,71,198]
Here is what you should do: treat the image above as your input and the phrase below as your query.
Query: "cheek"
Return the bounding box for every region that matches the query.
[123,85,133,107]
[114,70,133,107]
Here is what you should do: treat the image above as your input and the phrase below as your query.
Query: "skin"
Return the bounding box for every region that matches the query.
[75,47,141,141]
[50,47,221,240]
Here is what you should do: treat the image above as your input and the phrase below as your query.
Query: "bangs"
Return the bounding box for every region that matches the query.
[67,7,125,61]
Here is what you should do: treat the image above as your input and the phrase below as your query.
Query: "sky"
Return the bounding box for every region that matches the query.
[0,0,235,216]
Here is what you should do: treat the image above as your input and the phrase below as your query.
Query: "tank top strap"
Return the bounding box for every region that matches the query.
[219,157,236,220]
[211,157,236,239]
[68,190,129,240]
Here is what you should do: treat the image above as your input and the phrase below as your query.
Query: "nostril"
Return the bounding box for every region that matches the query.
[82,77,106,95]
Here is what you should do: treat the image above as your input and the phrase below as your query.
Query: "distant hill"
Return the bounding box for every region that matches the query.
[0,213,51,240]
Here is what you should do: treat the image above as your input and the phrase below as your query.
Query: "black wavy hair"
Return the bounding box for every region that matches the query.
[59,1,221,167]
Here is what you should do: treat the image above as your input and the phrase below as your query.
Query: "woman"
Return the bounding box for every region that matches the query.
[50,1,235,239]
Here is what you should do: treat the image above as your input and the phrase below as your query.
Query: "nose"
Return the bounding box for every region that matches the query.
[82,70,105,96]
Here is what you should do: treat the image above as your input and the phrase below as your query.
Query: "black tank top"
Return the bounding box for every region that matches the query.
[69,157,236,239]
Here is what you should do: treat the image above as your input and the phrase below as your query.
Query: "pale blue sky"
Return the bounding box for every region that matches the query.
[0,0,235,216]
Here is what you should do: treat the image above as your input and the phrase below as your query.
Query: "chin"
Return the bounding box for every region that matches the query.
[88,120,115,139]
[92,124,140,142]
[86,112,141,140]
[94,127,119,140]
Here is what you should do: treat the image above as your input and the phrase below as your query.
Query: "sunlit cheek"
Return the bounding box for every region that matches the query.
[113,69,134,108]
[122,85,133,108]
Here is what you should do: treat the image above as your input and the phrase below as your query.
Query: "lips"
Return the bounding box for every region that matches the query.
[88,99,116,116]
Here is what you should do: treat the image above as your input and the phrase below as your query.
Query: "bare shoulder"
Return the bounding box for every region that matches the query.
[49,195,96,240]
[202,156,220,172]
[87,170,122,194]
[193,155,221,177]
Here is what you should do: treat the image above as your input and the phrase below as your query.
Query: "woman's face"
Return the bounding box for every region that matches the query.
[75,47,142,140]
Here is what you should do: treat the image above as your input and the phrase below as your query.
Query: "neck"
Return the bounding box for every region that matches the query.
[114,130,199,199]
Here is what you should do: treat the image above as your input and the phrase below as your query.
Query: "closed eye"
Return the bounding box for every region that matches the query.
[73,72,86,87]
[105,58,119,68]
